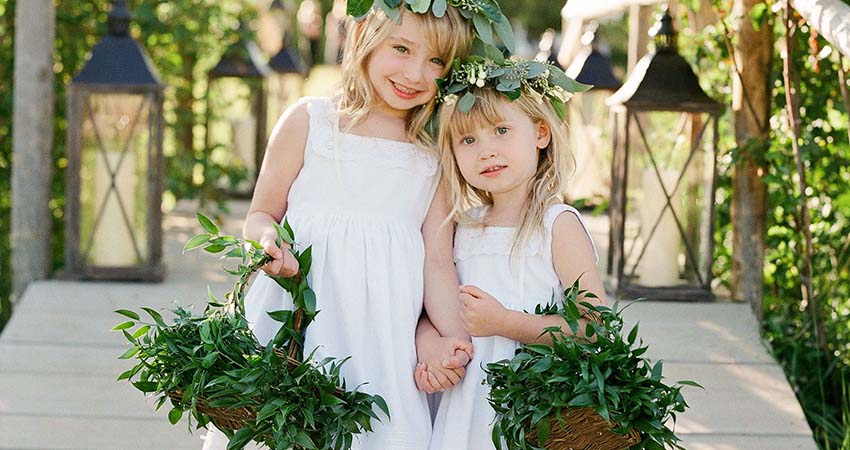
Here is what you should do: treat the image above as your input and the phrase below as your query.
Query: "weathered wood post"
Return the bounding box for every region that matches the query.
[11,0,55,300]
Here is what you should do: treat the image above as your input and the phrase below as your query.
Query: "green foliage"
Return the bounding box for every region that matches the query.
[436,48,591,120]
[484,279,696,450]
[347,0,515,53]
[0,0,257,331]
[116,214,388,450]
[0,0,14,333]
[676,4,850,448]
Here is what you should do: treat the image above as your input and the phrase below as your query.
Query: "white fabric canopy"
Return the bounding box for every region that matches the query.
[562,0,665,20]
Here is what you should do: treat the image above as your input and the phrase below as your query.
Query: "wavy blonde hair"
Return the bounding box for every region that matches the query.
[338,8,472,150]
[438,87,575,256]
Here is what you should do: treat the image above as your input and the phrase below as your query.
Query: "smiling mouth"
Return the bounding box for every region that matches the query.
[481,165,507,176]
[391,81,420,97]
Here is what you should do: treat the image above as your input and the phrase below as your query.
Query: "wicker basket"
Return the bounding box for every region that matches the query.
[169,309,312,432]
[527,407,641,450]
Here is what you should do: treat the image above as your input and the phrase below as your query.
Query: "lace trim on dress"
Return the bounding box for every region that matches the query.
[453,226,545,262]
[306,97,438,176]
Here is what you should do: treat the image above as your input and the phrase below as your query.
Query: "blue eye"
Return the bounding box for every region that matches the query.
[430,57,445,66]
[461,136,476,145]
[394,45,409,54]
[496,126,509,135]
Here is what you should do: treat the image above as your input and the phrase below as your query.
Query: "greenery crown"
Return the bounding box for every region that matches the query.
[346,0,516,53]
[436,48,592,121]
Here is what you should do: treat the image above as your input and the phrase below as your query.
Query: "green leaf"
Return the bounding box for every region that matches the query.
[131,325,151,339]
[373,395,390,419]
[115,309,140,321]
[112,321,135,331]
[493,13,515,54]
[628,323,639,345]
[204,244,226,253]
[202,351,219,369]
[347,0,375,18]
[535,414,551,443]
[472,13,494,45]
[408,0,430,13]
[183,233,210,253]
[226,428,255,450]
[294,431,317,449]
[168,407,183,425]
[141,307,167,327]
[652,360,663,381]
[431,0,447,17]
[197,213,219,235]
[267,309,293,323]
[458,91,476,112]
[303,288,317,314]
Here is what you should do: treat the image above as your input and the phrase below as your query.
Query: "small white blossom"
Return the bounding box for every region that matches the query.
[476,78,486,87]
[444,94,459,106]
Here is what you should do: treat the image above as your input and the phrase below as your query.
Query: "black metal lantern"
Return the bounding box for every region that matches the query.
[606,6,722,301]
[204,23,271,197]
[267,0,307,121]
[64,0,165,281]
[564,23,621,206]
[268,34,307,121]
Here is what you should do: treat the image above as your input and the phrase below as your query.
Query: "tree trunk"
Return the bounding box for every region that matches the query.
[11,0,55,300]
[731,0,772,318]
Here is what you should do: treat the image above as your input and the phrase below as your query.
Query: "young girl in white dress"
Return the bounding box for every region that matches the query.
[418,61,608,450]
[201,7,474,450]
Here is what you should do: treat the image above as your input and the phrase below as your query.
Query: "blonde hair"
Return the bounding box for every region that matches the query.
[438,87,575,256]
[338,8,472,149]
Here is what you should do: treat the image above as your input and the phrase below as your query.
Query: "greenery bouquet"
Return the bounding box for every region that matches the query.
[484,281,699,450]
[113,214,388,450]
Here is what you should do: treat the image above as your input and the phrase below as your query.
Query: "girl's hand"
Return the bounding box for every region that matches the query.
[413,336,473,394]
[459,285,508,337]
[259,232,300,278]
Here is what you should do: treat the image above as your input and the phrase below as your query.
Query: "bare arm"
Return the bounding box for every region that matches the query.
[461,211,607,345]
[421,182,467,340]
[243,101,310,277]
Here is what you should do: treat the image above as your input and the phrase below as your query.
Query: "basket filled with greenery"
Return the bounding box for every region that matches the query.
[484,281,699,450]
[113,214,388,450]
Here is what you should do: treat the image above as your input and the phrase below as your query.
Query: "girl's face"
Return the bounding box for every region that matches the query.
[366,17,446,117]
[452,101,551,202]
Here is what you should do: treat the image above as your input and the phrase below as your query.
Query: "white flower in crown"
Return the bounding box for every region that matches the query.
[444,93,459,106]
[550,85,574,103]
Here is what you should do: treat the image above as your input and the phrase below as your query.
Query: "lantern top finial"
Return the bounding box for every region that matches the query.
[72,0,162,88]
[649,5,676,52]
[107,0,132,37]
[566,22,621,91]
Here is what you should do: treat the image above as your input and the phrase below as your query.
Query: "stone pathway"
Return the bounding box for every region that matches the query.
[0,201,818,449]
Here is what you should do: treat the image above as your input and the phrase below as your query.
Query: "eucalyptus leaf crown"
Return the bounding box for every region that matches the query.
[436,47,592,121]
[346,0,516,53]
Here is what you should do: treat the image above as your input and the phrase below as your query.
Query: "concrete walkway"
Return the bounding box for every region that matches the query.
[0,201,818,449]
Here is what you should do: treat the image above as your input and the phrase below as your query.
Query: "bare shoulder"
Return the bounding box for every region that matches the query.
[268,99,311,145]
[551,210,593,249]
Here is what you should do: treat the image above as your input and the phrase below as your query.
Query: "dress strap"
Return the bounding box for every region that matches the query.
[544,203,599,264]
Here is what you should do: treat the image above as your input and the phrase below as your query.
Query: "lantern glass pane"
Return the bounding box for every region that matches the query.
[622,111,714,287]
[79,92,151,267]
[267,73,304,129]
[566,91,613,204]
[207,77,262,192]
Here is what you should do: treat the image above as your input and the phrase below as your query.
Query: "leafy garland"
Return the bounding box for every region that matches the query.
[346,0,516,53]
[436,47,592,121]
[114,214,388,450]
[484,279,700,450]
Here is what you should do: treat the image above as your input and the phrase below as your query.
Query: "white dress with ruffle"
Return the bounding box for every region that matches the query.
[202,96,438,450]
[428,204,597,450]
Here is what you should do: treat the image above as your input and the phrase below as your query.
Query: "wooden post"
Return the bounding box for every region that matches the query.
[11,0,55,300]
[628,4,653,71]
[731,0,772,317]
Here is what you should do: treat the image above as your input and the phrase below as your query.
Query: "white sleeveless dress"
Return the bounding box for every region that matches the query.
[428,204,597,450]
[202,97,438,450]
